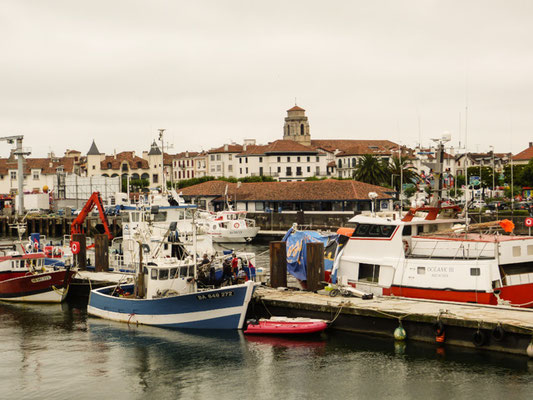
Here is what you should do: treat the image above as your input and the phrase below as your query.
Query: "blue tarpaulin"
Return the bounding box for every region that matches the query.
[282,228,336,281]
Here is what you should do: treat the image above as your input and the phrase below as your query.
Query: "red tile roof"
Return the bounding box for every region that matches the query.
[287,105,305,112]
[513,145,533,161]
[239,140,318,156]
[209,144,243,154]
[100,152,149,170]
[179,179,392,201]
[311,140,400,154]
[0,157,75,175]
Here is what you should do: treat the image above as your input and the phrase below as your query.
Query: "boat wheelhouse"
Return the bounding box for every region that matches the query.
[198,210,260,243]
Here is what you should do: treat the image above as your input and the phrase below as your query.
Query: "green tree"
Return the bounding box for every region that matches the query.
[353,154,388,186]
[448,188,463,199]
[386,156,419,192]
[403,185,417,199]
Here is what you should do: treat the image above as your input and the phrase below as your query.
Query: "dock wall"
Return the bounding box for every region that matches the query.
[250,287,533,357]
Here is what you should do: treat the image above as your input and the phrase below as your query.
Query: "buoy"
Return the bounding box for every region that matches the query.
[527,338,533,358]
[473,330,486,347]
[394,322,406,341]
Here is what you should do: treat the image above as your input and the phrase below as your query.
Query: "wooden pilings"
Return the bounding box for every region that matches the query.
[94,234,109,272]
[269,241,287,288]
[72,233,87,270]
[306,242,325,292]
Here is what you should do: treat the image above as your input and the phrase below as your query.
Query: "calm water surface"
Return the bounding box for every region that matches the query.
[1,243,532,399]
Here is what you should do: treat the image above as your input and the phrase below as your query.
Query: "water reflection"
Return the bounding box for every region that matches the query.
[0,302,532,400]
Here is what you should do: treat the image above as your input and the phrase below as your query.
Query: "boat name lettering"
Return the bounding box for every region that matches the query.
[426,267,454,273]
[196,291,234,300]
[31,275,51,284]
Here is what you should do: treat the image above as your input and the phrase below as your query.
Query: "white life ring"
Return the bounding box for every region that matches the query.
[212,224,217,230]
[234,222,240,229]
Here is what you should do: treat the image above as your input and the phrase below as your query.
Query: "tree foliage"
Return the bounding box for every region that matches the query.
[352,154,389,186]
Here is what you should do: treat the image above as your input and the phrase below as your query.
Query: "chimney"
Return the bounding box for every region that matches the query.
[186,151,189,158]
[529,142,532,147]
[224,144,228,152]
[114,149,117,159]
[243,144,247,151]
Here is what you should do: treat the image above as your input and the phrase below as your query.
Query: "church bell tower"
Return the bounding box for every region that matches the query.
[283,105,311,146]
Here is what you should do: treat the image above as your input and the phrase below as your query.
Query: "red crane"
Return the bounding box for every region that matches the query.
[70,192,113,240]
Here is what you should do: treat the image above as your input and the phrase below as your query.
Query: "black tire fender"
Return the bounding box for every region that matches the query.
[473,330,486,347]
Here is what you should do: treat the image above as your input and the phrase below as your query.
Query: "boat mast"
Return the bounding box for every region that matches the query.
[136,241,145,298]
[158,128,166,194]
[429,133,451,207]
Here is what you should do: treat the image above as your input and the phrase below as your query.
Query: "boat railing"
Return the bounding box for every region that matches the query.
[410,238,495,260]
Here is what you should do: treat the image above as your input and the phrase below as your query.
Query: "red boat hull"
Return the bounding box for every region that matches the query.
[381,284,533,308]
[0,269,76,303]
[244,320,328,335]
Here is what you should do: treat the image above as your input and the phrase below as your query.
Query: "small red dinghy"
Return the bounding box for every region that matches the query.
[244,318,328,335]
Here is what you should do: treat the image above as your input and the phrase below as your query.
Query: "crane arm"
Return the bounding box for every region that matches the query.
[70,192,113,240]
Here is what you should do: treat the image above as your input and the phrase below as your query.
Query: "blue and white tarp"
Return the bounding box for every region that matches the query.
[282,228,348,282]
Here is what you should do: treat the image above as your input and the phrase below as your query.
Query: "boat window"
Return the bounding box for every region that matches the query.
[151,269,158,280]
[185,209,193,220]
[178,210,184,220]
[179,266,189,277]
[417,267,425,274]
[131,212,140,222]
[513,246,521,257]
[358,263,380,282]
[470,268,481,276]
[528,245,533,255]
[122,213,130,223]
[159,269,169,280]
[153,211,167,222]
[353,224,395,238]
[169,268,177,279]
[143,267,148,274]
[402,225,412,236]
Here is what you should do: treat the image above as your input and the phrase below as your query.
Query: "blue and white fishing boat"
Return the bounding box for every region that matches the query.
[87,257,257,329]
[87,211,258,330]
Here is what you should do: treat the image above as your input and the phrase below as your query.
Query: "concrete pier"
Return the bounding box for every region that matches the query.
[250,286,533,357]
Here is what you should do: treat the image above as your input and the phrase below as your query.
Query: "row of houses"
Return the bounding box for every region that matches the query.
[1,105,533,201]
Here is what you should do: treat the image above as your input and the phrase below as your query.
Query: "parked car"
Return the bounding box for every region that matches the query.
[515,201,531,211]
[469,200,487,209]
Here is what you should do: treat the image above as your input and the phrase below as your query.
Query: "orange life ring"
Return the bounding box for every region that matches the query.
[234,222,240,229]
[403,240,409,253]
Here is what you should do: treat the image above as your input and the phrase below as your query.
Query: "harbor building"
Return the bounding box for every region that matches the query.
[235,140,328,181]
[86,140,164,189]
[179,179,394,213]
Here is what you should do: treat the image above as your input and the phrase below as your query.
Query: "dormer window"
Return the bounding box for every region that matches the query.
[137,162,142,168]
[122,163,129,172]
[107,162,112,169]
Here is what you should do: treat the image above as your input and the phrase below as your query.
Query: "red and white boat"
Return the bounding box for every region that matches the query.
[244,317,329,335]
[331,205,533,308]
[0,250,75,303]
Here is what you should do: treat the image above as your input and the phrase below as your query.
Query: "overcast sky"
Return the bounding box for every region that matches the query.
[1,0,533,157]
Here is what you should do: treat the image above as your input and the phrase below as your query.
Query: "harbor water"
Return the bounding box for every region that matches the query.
[1,243,533,399]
